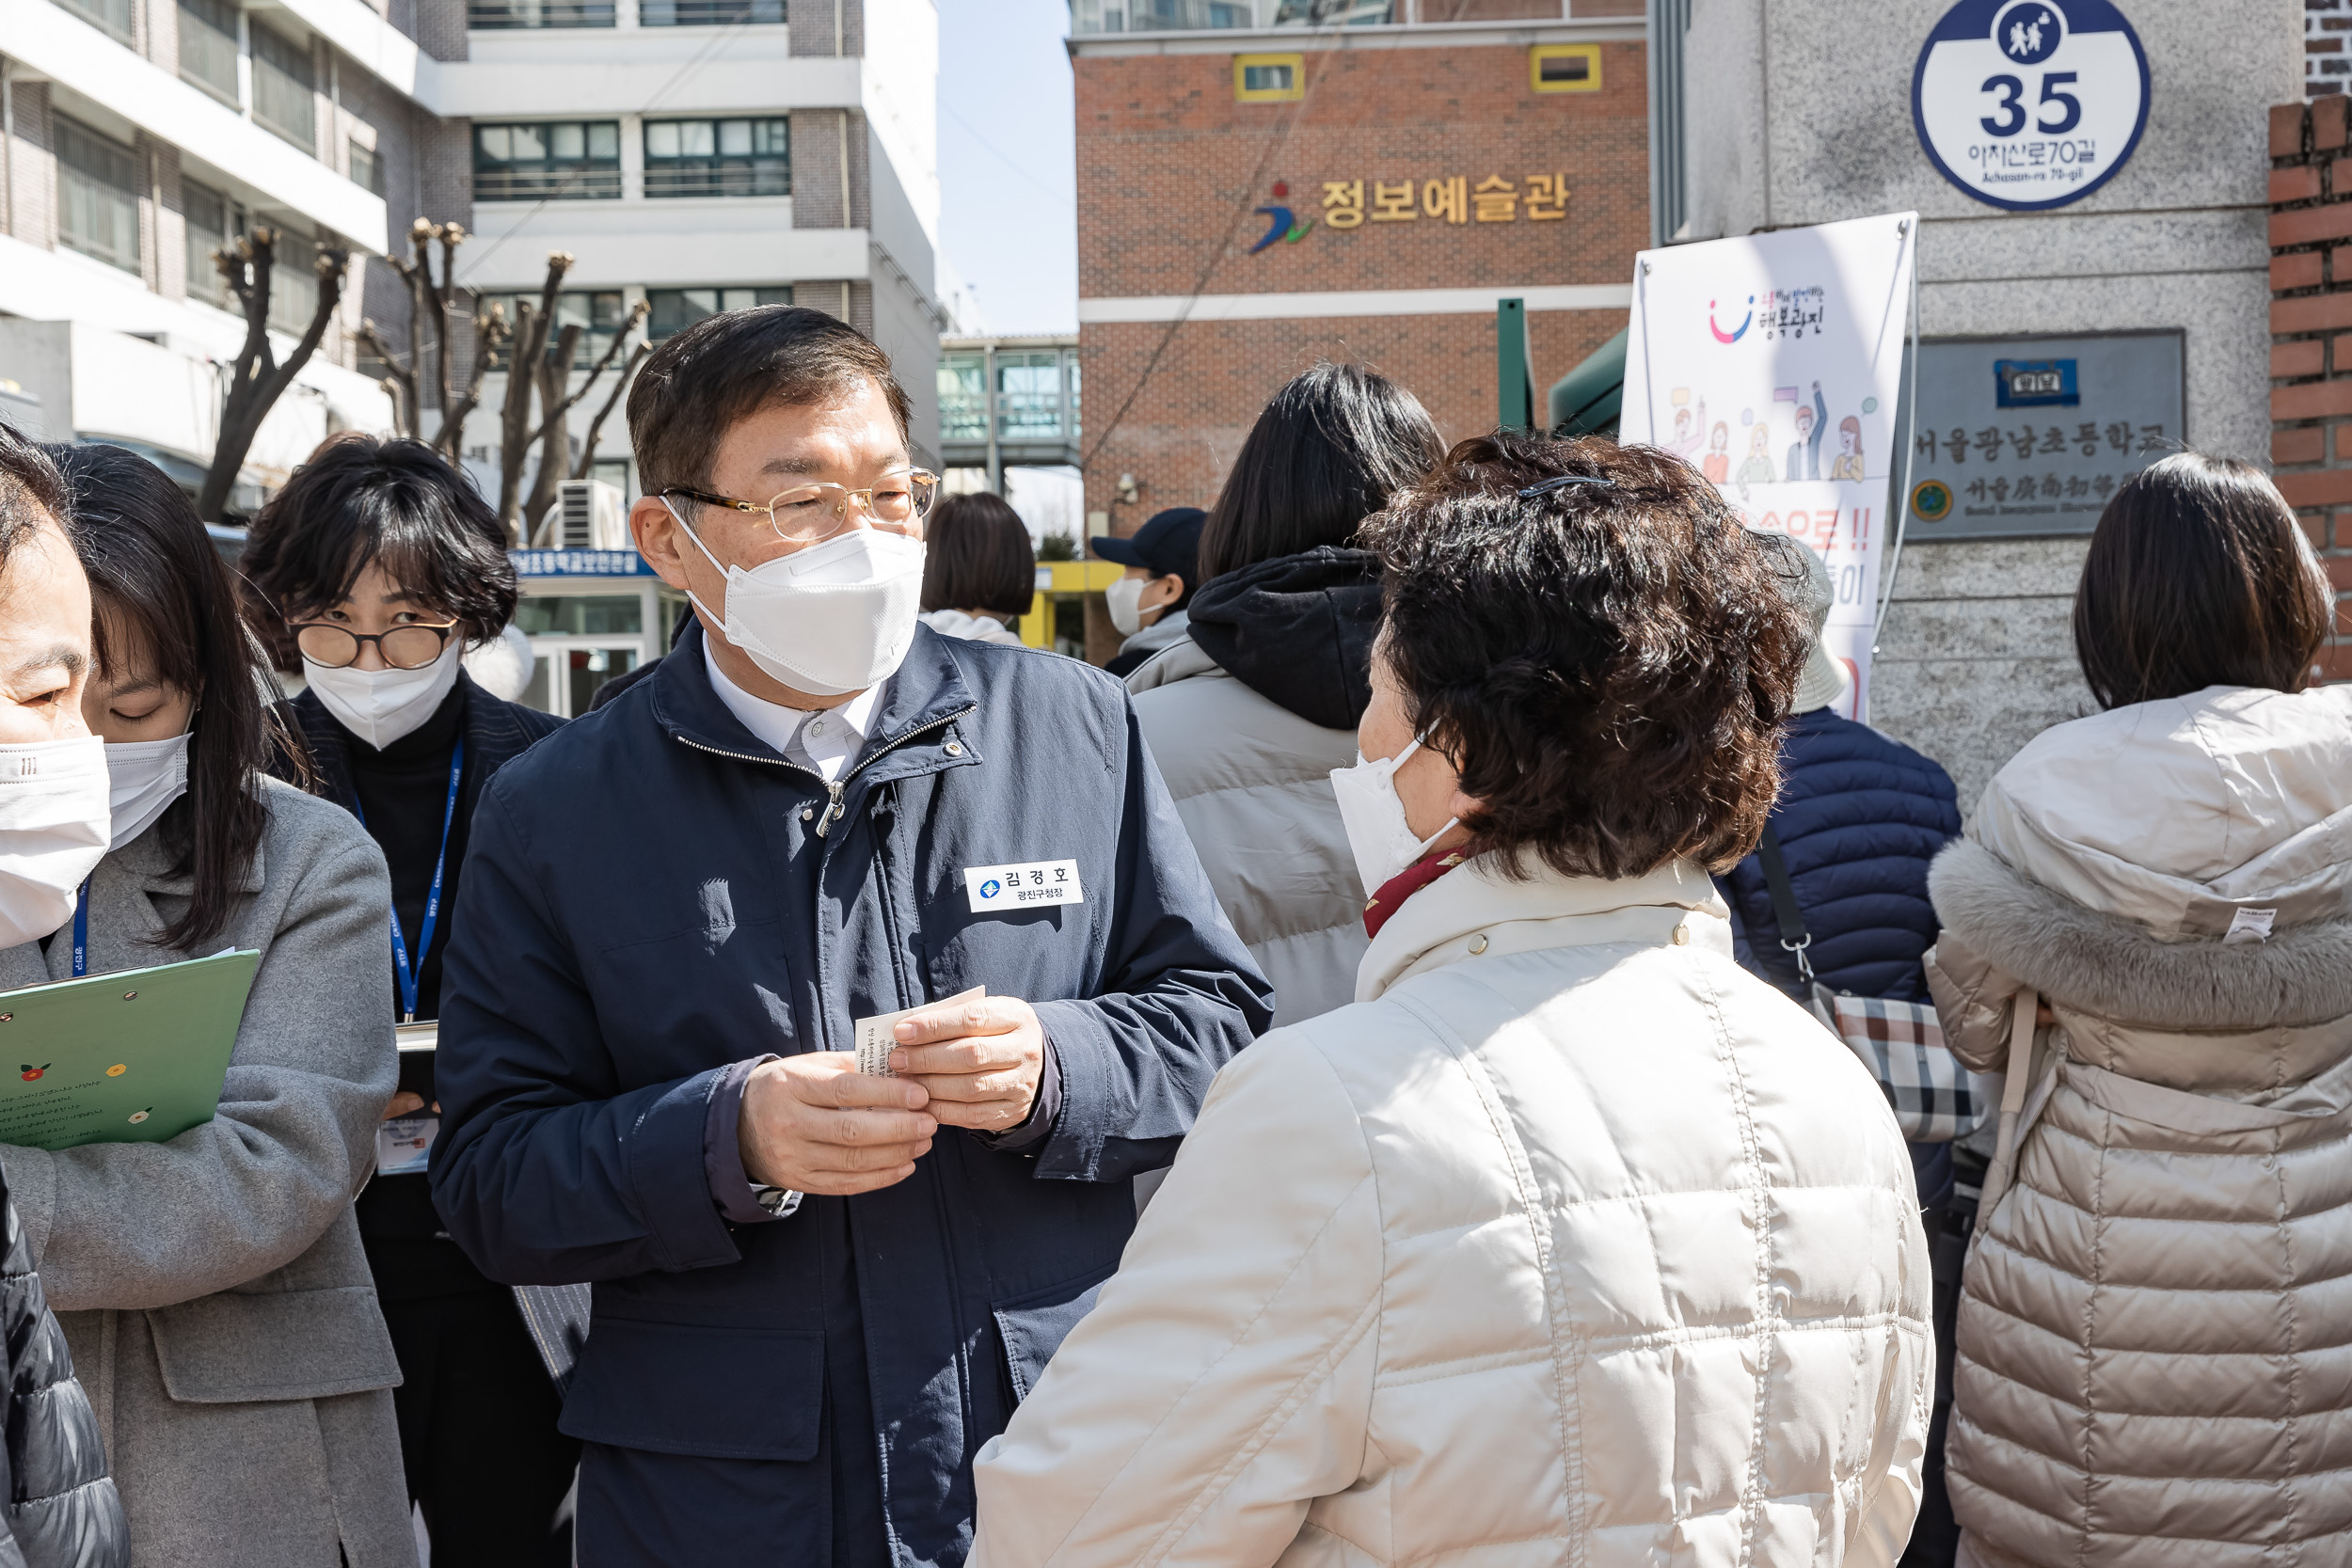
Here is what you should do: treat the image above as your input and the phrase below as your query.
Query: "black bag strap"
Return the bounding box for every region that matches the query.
[1754,822,1816,985]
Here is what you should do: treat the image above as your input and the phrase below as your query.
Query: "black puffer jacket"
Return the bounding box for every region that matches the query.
[0,1166,126,1568]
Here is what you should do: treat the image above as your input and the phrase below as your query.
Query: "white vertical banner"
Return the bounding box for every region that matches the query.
[1621,213,1917,721]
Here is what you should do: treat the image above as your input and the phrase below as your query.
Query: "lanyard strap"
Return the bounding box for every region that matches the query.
[352,737,465,1023]
[71,877,89,979]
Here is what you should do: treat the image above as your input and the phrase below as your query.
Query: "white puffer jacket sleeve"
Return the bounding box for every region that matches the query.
[971,1033,1381,1568]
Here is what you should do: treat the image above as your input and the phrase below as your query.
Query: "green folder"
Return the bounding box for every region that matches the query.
[0,950,261,1152]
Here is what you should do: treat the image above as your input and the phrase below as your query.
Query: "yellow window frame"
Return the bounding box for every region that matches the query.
[1233,53,1306,103]
[1530,43,1601,94]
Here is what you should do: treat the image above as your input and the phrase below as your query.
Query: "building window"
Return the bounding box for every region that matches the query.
[1270,0,1390,22]
[178,0,241,105]
[480,290,628,369]
[55,0,134,43]
[640,0,781,24]
[183,178,237,308]
[1529,43,1601,94]
[251,23,317,152]
[643,119,789,199]
[938,352,986,443]
[269,230,322,336]
[1232,53,1304,103]
[349,139,386,197]
[646,287,791,341]
[473,122,622,201]
[996,352,1071,439]
[591,457,632,499]
[467,0,615,28]
[56,117,141,276]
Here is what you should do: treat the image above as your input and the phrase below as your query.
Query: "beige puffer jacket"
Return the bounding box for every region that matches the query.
[972,855,1933,1568]
[1128,639,1364,1027]
[1925,684,2352,1568]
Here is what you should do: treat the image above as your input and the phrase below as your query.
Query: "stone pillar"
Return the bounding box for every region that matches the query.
[2265,93,2352,681]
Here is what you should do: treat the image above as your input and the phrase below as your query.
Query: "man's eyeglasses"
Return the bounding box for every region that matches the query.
[289,622,460,672]
[663,469,941,546]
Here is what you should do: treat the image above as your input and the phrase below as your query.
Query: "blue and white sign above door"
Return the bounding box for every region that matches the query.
[1913,0,2150,211]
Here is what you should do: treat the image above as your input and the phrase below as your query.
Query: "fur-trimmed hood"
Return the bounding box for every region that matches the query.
[1930,839,2352,1032]
[1966,683,2352,941]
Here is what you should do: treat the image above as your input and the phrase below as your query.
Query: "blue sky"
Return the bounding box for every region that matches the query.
[936,0,1079,336]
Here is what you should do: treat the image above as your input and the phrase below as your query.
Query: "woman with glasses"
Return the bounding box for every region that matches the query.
[239,435,577,1568]
[16,440,405,1566]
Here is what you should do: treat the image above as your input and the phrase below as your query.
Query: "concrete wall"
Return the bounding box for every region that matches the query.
[1680,0,2297,805]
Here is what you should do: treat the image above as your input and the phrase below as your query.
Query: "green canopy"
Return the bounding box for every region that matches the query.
[1547,327,1627,437]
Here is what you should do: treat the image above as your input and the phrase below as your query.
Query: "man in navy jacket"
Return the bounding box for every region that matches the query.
[430,307,1272,1568]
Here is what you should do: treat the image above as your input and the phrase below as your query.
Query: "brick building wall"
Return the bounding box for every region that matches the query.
[787,0,863,55]
[2312,0,2350,97]
[2267,93,2352,680]
[1073,34,1646,526]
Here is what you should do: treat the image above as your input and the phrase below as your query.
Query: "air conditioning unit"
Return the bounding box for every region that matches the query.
[554,479,629,549]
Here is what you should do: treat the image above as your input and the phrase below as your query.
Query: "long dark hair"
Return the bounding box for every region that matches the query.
[239,435,516,671]
[921,492,1036,617]
[1197,363,1444,583]
[2074,453,2330,710]
[50,444,275,951]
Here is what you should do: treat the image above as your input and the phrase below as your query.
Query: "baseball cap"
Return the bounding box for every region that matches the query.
[1090,507,1206,583]
[1756,532,1850,714]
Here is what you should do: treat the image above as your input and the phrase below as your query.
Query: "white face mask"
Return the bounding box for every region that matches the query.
[1104,575,1149,638]
[0,736,111,948]
[1328,735,1459,898]
[668,500,927,698]
[105,731,190,851]
[305,641,463,750]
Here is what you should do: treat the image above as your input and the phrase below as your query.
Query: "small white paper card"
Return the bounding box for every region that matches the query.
[854,986,986,1076]
[375,1115,438,1177]
[962,860,1084,914]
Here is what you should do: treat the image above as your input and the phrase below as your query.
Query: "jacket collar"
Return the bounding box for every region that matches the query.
[1357,852,1731,1004]
[650,620,977,785]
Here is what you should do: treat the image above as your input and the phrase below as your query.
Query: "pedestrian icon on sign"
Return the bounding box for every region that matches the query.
[1998,2,2060,63]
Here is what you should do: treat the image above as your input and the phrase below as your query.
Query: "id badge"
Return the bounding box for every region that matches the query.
[961,859,1083,913]
[375,1115,438,1177]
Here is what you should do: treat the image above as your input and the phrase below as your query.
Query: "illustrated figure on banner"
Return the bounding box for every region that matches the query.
[1735,423,1776,495]
[1831,415,1867,481]
[1786,384,1828,480]
[1703,422,1730,483]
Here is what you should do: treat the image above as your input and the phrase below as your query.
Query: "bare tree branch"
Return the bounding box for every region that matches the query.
[496,253,574,541]
[575,340,650,481]
[434,299,507,464]
[522,322,584,543]
[198,231,350,523]
[356,318,414,438]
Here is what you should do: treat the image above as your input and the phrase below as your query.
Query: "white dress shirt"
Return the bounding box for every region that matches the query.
[703,641,885,782]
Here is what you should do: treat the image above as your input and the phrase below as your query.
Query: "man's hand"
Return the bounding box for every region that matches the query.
[739,1053,937,1196]
[889,996,1046,1134]
[384,1091,434,1119]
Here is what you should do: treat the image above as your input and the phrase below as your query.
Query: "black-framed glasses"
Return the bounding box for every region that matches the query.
[663,469,941,546]
[290,621,460,672]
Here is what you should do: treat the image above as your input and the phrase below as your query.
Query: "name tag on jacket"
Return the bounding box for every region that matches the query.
[963,860,1084,913]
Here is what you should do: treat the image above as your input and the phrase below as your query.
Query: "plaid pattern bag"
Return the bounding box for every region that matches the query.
[1754,823,1989,1143]
[1821,992,1986,1143]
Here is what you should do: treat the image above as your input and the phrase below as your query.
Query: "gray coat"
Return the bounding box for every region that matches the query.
[0,778,410,1568]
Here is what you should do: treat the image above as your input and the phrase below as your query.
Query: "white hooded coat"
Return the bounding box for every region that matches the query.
[971,854,1933,1568]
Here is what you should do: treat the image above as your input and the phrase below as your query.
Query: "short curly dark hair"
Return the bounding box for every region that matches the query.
[1361,432,1807,881]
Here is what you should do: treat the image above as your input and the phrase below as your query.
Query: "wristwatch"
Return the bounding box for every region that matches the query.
[752,1184,803,1218]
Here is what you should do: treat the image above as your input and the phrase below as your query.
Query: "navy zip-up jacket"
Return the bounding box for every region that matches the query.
[429,622,1272,1567]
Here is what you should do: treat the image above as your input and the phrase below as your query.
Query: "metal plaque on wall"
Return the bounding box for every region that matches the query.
[1901,330,2184,539]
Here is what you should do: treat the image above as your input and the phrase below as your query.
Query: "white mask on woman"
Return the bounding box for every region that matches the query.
[1328,735,1459,897]
[104,731,190,850]
[669,501,927,697]
[1104,576,1150,638]
[305,641,463,751]
[0,736,111,946]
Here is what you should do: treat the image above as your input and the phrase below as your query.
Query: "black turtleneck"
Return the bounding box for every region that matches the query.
[343,678,470,1024]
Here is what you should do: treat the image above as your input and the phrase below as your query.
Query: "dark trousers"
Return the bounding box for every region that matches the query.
[384,1286,581,1568]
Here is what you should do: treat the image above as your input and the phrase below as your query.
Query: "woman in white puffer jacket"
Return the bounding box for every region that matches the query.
[1927,453,2352,1568]
[971,434,1934,1568]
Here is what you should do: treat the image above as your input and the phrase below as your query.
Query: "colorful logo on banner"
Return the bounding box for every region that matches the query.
[1912,0,2150,211]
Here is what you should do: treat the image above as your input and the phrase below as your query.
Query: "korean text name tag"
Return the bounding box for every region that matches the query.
[853,986,985,1076]
[963,860,1083,914]
[375,1115,437,1177]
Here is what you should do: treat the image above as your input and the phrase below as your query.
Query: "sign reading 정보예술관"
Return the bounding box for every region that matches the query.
[1913,0,2151,212]
[1902,331,2183,539]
